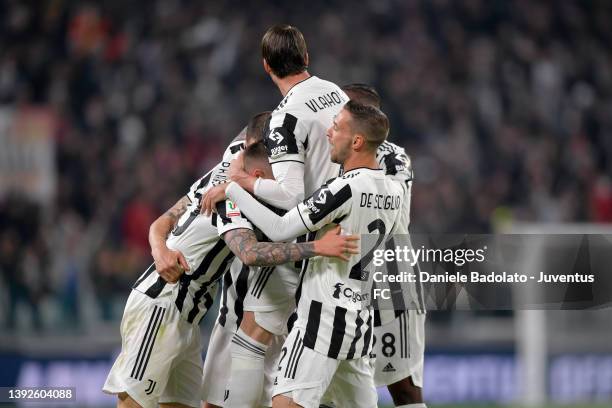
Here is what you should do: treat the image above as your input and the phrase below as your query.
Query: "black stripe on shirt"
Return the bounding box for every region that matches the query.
[187,251,234,323]
[307,184,352,225]
[229,142,244,154]
[294,231,316,306]
[175,240,227,312]
[133,263,156,289]
[144,276,166,298]
[327,306,347,359]
[303,301,322,349]
[265,113,299,157]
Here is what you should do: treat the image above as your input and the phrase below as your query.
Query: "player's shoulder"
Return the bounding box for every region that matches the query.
[222,136,246,161]
[377,140,413,180]
[377,140,406,156]
[340,167,385,181]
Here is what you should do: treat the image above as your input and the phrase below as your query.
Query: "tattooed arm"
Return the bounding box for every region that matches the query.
[149,195,191,283]
[223,225,359,267]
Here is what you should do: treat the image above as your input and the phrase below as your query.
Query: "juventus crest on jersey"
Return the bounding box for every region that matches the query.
[264,76,348,196]
[292,167,404,360]
[132,138,253,325]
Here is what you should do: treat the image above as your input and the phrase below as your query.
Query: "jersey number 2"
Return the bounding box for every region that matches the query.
[349,219,386,281]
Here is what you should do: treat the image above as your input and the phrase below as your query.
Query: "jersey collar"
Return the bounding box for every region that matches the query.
[286,75,316,95]
[342,167,383,176]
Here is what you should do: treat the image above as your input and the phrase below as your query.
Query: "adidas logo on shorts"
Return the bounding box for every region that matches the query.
[382,363,396,372]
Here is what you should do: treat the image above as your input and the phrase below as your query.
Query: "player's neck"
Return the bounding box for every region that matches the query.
[275,71,311,96]
[342,154,379,173]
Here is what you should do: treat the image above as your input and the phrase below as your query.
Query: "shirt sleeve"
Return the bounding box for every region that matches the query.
[257,111,308,209]
[253,161,305,209]
[296,177,353,232]
[215,198,254,237]
[264,112,307,165]
[377,145,413,182]
[226,182,309,242]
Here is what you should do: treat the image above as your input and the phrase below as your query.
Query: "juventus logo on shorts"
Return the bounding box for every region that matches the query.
[145,379,157,395]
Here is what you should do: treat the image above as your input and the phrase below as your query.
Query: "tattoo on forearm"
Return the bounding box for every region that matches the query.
[165,196,190,224]
[224,229,316,266]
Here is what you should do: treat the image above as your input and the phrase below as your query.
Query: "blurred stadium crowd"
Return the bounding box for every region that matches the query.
[1,0,611,330]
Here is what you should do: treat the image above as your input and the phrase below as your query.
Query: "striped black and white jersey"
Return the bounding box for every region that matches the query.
[295,168,403,360]
[226,167,404,360]
[133,138,251,325]
[374,141,425,324]
[262,76,348,201]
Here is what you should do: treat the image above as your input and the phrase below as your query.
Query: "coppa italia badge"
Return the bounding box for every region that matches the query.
[226,200,241,217]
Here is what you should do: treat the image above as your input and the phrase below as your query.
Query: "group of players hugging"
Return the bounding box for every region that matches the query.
[103,24,426,408]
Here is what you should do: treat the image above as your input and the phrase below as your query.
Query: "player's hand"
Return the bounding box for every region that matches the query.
[313,225,359,261]
[228,152,246,181]
[229,153,257,192]
[201,183,227,216]
[152,246,190,283]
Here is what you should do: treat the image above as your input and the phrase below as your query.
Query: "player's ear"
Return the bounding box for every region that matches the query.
[263,58,271,74]
[353,133,366,151]
[304,52,309,68]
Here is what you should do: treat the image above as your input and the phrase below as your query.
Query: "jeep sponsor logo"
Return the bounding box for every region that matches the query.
[331,282,369,303]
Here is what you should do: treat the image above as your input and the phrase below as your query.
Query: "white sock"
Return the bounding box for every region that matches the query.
[397,404,427,408]
[225,328,269,408]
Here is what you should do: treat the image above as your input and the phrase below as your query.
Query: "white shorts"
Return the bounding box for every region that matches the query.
[103,290,202,408]
[373,310,425,387]
[244,264,298,335]
[202,322,286,407]
[273,328,377,408]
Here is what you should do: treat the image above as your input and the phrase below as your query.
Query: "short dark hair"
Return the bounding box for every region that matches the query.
[343,100,389,150]
[246,111,272,144]
[261,24,308,78]
[243,141,270,171]
[342,83,381,109]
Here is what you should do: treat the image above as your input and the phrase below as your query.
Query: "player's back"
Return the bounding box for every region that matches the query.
[266,76,348,196]
[133,138,247,324]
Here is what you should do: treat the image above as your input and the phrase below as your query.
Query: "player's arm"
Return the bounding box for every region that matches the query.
[226,177,351,242]
[231,161,305,210]
[222,226,358,266]
[149,195,191,283]
[231,114,306,210]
